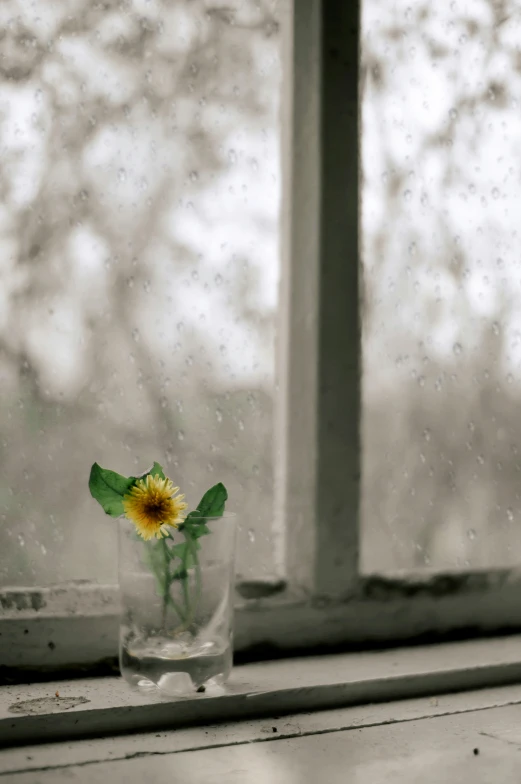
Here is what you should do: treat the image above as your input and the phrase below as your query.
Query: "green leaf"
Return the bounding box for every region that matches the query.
[196,482,228,518]
[169,536,201,580]
[170,542,187,559]
[148,461,165,480]
[88,463,136,517]
[191,523,211,539]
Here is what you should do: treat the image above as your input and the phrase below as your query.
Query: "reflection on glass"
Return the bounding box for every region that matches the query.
[0,2,281,586]
[361,0,521,571]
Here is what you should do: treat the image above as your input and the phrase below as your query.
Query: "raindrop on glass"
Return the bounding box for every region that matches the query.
[466,528,477,541]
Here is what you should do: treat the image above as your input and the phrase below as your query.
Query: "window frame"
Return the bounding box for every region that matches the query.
[3,0,521,678]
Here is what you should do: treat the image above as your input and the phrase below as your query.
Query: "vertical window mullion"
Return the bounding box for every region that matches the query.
[276,0,361,598]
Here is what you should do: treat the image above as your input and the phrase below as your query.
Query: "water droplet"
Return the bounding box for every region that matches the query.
[185,355,193,367]
[252,464,259,475]
[219,345,227,355]
[468,183,476,194]
[477,454,485,465]
[449,108,458,120]
[403,189,412,202]
[118,168,127,183]
[248,529,255,543]
[452,342,463,356]
[126,276,134,288]
[238,419,244,431]
[191,269,199,281]
[417,375,425,387]
[160,396,168,409]
[492,321,500,335]
[228,149,237,164]
[189,171,199,183]
[177,430,185,441]
[132,328,140,342]
[215,273,223,286]
[467,528,477,540]
[507,508,514,522]
[423,428,431,441]
[492,187,500,200]
[507,373,514,384]
[215,408,223,423]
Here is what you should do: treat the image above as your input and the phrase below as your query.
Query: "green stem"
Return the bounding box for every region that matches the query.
[160,538,170,630]
[172,533,201,635]
[191,538,203,617]
[160,538,186,630]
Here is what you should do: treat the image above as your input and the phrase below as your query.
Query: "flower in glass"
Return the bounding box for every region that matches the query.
[122,474,187,540]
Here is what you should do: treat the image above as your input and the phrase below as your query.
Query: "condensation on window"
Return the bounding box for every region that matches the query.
[361,0,521,572]
[0,0,281,586]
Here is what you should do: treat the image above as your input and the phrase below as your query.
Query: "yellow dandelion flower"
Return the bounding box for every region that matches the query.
[122,474,188,540]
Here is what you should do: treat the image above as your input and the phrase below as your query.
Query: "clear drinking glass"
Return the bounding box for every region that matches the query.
[118,513,236,695]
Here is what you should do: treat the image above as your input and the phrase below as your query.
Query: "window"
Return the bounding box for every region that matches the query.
[0,0,282,590]
[2,0,521,676]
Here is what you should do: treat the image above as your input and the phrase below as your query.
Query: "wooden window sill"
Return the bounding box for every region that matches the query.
[2,635,521,749]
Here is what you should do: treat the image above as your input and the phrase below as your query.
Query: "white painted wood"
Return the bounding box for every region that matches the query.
[5,701,521,782]
[275,0,361,598]
[2,682,521,775]
[3,637,521,747]
[5,574,521,671]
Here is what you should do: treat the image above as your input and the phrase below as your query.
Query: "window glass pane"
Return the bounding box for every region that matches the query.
[361,0,521,571]
[0,1,281,587]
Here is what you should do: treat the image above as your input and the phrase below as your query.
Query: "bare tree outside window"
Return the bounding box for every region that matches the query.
[361,0,521,572]
[0,0,282,587]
